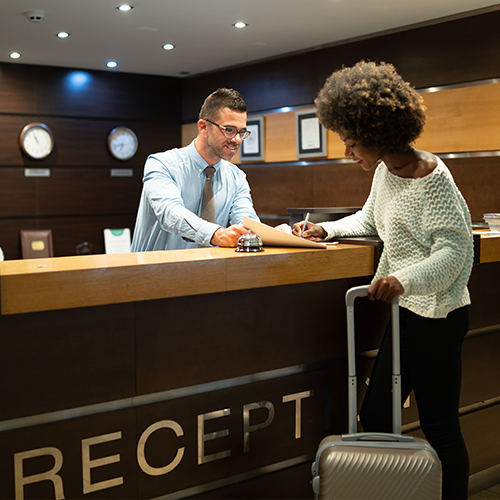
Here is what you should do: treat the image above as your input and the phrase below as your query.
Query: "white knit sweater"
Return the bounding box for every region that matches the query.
[320,158,473,318]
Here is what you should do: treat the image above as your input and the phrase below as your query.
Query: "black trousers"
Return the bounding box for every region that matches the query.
[359,305,470,500]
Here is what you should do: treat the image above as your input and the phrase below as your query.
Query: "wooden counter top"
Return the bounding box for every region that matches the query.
[2,232,498,316]
[478,231,500,263]
[0,244,374,315]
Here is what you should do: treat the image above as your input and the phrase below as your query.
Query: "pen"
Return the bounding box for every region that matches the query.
[300,213,310,238]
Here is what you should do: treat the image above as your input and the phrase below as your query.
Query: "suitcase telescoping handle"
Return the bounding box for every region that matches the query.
[345,285,401,435]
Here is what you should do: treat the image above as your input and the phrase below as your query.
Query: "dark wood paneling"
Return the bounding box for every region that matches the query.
[446,157,500,222]
[0,408,138,500]
[37,167,143,216]
[313,162,375,208]
[0,63,37,114]
[136,367,340,499]
[0,167,143,217]
[468,262,500,330]
[189,462,314,499]
[0,63,182,121]
[461,331,500,408]
[47,214,138,256]
[411,404,500,476]
[312,10,500,95]
[0,114,180,167]
[0,214,137,259]
[183,10,500,121]
[241,164,314,215]
[0,62,181,263]
[182,51,315,121]
[0,218,39,260]
[0,168,38,216]
[0,303,136,420]
[135,277,389,396]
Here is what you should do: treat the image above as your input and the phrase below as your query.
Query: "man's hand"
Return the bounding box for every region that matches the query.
[211,224,249,247]
[367,276,404,303]
[291,221,327,241]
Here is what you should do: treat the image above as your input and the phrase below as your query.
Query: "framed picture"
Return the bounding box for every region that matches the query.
[295,109,327,159]
[239,116,264,162]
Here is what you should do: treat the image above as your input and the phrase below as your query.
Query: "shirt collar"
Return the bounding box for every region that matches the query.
[190,139,221,172]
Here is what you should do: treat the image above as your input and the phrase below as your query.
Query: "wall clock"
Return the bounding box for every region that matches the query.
[107,126,139,161]
[19,123,54,160]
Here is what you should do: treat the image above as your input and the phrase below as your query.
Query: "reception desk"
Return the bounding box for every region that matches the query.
[1,235,499,499]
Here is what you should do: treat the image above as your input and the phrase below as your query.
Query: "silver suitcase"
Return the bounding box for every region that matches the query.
[312,285,442,499]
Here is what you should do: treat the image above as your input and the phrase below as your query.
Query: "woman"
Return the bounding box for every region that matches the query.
[296,61,473,499]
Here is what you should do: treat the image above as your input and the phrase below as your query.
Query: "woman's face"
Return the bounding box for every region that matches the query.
[339,132,382,171]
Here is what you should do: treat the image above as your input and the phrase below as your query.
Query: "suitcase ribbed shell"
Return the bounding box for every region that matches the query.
[318,445,441,500]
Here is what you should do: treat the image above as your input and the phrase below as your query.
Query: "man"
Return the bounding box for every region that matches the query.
[131,88,259,251]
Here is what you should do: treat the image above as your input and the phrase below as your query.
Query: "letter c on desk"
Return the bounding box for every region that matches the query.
[137,420,185,476]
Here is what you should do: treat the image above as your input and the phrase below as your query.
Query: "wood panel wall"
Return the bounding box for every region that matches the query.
[0,63,182,260]
[180,9,500,225]
[182,9,500,122]
[2,9,500,261]
[183,84,500,222]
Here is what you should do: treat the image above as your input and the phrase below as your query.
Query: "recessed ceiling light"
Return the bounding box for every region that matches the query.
[117,4,133,11]
[10,52,21,59]
[162,43,175,51]
[107,61,118,68]
[57,32,70,38]
[233,22,247,28]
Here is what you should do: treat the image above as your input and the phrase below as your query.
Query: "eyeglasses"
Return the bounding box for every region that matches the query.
[205,118,251,140]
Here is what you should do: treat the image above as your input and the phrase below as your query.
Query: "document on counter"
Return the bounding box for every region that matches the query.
[243,217,329,249]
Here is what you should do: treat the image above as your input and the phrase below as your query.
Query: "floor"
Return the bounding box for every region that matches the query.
[469,483,500,499]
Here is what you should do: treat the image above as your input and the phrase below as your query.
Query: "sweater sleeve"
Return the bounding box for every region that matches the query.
[391,173,472,297]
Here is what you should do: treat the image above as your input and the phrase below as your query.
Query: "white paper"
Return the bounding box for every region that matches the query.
[104,228,131,254]
[241,124,260,154]
[243,217,327,249]
[301,117,320,150]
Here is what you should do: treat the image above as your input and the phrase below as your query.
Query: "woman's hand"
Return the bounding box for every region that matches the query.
[367,276,404,303]
[274,223,293,234]
[291,221,327,241]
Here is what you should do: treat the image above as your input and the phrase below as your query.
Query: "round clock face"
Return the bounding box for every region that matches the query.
[107,127,138,160]
[20,123,54,160]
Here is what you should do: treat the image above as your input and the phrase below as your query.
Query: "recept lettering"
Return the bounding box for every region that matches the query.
[81,432,123,494]
[197,409,231,464]
[243,401,275,452]
[137,420,185,475]
[14,447,65,500]
[282,390,314,439]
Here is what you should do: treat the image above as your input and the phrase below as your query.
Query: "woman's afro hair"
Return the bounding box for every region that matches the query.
[314,60,426,153]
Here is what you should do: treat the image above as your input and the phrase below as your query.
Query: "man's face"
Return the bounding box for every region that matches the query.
[204,107,247,163]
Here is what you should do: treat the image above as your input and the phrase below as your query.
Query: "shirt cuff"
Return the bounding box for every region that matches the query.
[197,222,221,247]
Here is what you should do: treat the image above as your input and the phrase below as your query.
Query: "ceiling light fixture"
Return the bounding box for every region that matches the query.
[162,43,175,51]
[233,22,247,28]
[107,61,118,68]
[10,52,21,59]
[117,4,133,11]
[56,32,70,38]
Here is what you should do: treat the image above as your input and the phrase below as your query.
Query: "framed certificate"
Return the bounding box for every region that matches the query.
[295,109,327,159]
[239,116,264,162]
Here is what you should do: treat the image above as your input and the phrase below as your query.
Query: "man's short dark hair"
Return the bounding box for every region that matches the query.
[199,88,247,120]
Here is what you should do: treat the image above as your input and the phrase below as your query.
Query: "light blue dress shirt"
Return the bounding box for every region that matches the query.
[131,140,259,251]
